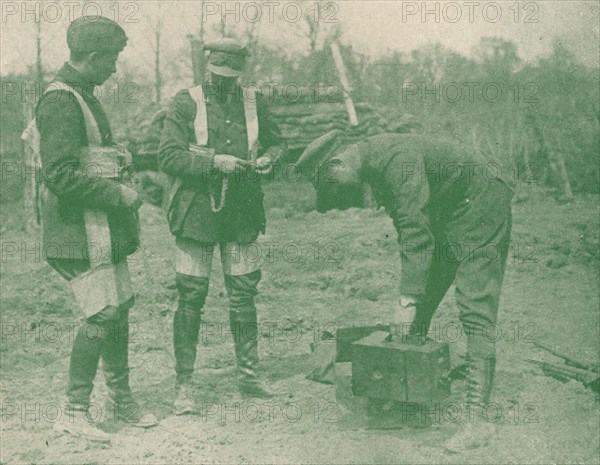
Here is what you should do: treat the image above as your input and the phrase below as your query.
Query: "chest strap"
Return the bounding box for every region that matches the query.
[188,85,260,213]
[188,84,259,161]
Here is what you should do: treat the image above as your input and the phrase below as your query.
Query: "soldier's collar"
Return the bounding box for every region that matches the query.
[56,62,98,95]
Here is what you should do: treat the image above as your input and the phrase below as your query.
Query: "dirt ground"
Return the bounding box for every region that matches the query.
[1,180,599,465]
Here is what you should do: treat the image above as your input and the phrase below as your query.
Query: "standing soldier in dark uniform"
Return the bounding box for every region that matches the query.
[294,131,513,452]
[159,38,287,414]
[29,16,157,441]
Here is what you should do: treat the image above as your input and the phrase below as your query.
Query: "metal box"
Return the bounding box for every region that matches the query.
[351,331,451,403]
[335,362,433,429]
[336,325,389,363]
[334,362,368,429]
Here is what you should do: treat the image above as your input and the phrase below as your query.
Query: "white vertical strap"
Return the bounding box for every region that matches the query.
[189,85,209,146]
[45,82,102,145]
[83,210,112,266]
[48,84,108,266]
[244,86,259,161]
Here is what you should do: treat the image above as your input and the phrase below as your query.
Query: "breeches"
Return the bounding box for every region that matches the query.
[175,237,261,278]
[413,181,513,358]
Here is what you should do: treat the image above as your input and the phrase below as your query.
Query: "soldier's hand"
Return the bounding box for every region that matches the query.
[255,156,273,175]
[390,297,417,339]
[119,185,142,211]
[213,154,253,175]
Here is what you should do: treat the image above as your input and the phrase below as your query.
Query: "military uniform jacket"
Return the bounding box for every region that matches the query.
[36,63,139,262]
[358,134,513,300]
[159,85,287,244]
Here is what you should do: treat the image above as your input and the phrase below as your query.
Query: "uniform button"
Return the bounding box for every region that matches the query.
[226,139,232,144]
[225,119,231,124]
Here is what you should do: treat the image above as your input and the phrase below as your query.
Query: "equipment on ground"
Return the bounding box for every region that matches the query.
[351,331,451,403]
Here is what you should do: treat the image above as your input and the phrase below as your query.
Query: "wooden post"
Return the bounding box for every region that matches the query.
[22,101,40,230]
[35,12,43,82]
[551,147,574,200]
[527,113,574,200]
[330,41,359,127]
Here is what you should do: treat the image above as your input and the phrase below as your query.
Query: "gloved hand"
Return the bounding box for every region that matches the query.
[119,184,142,212]
[213,154,254,175]
[390,296,417,339]
[254,156,273,175]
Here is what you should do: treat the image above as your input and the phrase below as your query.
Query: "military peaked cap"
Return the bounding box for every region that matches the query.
[204,38,249,77]
[203,38,250,56]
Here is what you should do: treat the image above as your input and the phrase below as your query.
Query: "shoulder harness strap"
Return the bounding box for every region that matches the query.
[243,86,259,161]
[189,85,209,146]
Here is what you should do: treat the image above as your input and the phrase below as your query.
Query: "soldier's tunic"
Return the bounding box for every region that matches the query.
[36,63,139,267]
[159,84,287,245]
[356,134,513,357]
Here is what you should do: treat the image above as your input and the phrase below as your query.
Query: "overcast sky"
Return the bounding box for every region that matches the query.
[1,0,599,77]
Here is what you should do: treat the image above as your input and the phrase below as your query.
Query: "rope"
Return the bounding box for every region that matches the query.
[209,176,229,213]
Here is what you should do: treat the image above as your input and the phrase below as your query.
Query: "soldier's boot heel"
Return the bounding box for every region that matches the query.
[444,355,496,454]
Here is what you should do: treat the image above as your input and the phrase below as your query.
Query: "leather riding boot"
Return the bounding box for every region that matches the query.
[444,355,497,453]
[102,302,158,428]
[66,318,104,407]
[229,307,273,398]
[224,271,273,398]
[173,273,209,414]
[102,305,132,405]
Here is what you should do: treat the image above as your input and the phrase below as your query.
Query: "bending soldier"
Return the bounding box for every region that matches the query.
[32,17,158,442]
[159,38,287,414]
[294,131,513,452]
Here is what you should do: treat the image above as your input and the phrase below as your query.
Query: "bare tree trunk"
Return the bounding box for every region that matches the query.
[25,3,43,231]
[154,28,161,104]
[22,102,40,230]
[35,15,43,82]
[199,8,206,81]
[189,2,207,85]
[151,4,163,104]
[551,147,574,200]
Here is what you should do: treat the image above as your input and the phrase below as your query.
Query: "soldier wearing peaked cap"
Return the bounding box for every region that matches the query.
[159,37,288,413]
[294,131,513,452]
[204,38,250,77]
[28,16,157,441]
